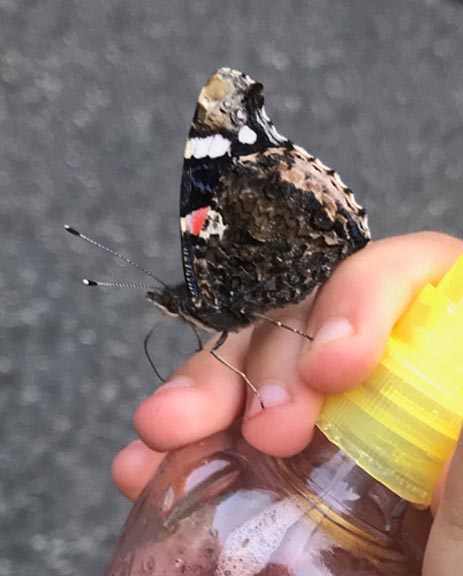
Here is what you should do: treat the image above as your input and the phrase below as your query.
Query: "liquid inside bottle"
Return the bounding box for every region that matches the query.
[105,426,431,575]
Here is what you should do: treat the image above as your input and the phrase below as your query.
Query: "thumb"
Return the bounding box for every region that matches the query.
[299,232,463,393]
[422,428,463,575]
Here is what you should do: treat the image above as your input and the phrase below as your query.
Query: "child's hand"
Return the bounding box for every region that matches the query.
[112,232,462,526]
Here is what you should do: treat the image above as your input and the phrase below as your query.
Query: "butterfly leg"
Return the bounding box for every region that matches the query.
[210,331,265,408]
[253,312,313,341]
[144,315,168,382]
[191,325,204,352]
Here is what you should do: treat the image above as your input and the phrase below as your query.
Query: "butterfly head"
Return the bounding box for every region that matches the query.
[185,67,287,159]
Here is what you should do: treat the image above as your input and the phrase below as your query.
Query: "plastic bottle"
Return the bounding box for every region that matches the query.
[105,255,463,575]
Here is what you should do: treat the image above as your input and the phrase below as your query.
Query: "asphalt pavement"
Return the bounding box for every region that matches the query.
[2,1,463,574]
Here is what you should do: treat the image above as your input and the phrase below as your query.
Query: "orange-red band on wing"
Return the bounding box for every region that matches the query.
[189,206,209,236]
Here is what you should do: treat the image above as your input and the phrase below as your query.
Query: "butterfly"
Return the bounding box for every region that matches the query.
[144,67,370,397]
[68,68,370,402]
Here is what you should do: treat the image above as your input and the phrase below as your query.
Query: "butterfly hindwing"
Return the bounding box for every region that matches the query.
[180,145,368,328]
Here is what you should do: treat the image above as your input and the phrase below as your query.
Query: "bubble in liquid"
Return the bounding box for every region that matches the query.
[216,497,307,576]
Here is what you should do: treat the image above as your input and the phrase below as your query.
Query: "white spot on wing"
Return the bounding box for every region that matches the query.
[195,136,213,158]
[184,135,231,159]
[198,209,227,240]
[210,134,232,158]
[238,125,257,144]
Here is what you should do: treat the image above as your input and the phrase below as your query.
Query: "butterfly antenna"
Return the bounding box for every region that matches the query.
[83,279,158,290]
[64,225,168,289]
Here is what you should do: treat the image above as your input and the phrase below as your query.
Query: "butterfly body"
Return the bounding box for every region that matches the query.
[147,68,370,336]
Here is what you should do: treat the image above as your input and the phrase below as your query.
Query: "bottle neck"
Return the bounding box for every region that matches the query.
[272,428,432,563]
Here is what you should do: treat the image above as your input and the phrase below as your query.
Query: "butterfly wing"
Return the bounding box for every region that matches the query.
[177,68,369,332]
[179,144,369,331]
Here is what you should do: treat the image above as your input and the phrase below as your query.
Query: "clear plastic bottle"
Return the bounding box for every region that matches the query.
[105,255,463,575]
[105,427,432,575]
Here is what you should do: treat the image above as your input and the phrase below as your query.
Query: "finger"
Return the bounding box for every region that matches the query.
[431,452,453,516]
[422,430,463,575]
[299,232,463,393]
[134,329,252,452]
[112,440,165,501]
[241,297,323,457]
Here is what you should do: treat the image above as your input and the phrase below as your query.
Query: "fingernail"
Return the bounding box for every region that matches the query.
[313,317,354,347]
[154,376,194,394]
[247,381,291,419]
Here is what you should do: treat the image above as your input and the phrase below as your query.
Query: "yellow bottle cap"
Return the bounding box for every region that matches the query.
[317,254,463,505]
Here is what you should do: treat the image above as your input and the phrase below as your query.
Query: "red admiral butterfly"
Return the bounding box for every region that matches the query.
[67,68,370,403]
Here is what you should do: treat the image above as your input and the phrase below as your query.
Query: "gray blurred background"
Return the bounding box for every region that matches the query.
[2,1,463,574]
